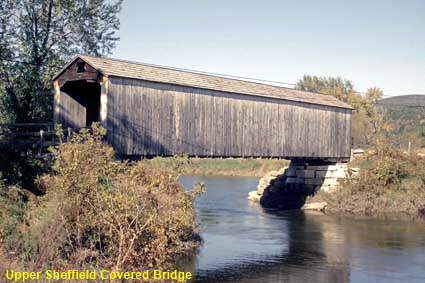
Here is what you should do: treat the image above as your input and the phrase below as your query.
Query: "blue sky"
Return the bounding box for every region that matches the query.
[112,0,425,96]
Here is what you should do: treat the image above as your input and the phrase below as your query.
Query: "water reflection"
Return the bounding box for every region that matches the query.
[179,176,425,283]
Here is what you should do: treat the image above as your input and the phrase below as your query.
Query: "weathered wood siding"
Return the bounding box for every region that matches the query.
[54,86,87,128]
[56,59,100,87]
[54,59,101,128]
[106,77,352,159]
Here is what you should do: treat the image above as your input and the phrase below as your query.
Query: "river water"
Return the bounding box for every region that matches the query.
[178,175,425,283]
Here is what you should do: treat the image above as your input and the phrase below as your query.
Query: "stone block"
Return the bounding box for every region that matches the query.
[318,185,339,193]
[305,178,323,185]
[277,166,289,175]
[285,166,297,177]
[308,165,338,171]
[258,182,267,189]
[269,170,281,177]
[257,184,269,194]
[263,175,278,183]
[284,183,297,192]
[352,149,365,154]
[296,169,315,178]
[315,171,327,178]
[301,184,316,195]
[322,178,339,186]
[277,173,287,180]
[269,185,280,193]
[337,164,348,170]
[271,178,285,188]
[248,191,261,201]
[257,184,266,191]
[257,182,268,189]
[336,171,348,178]
[315,170,347,178]
[302,202,327,211]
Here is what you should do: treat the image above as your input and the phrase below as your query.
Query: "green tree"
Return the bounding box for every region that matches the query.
[295,75,384,147]
[0,0,123,123]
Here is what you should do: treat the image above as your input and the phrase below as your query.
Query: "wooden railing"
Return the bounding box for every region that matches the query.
[0,123,78,155]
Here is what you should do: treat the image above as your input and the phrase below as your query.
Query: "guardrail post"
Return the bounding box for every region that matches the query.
[39,130,44,155]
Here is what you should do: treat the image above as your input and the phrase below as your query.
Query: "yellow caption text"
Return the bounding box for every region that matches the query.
[5,270,192,282]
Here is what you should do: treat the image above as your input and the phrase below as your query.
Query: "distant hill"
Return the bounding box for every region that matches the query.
[378,95,425,106]
[378,95,425,149]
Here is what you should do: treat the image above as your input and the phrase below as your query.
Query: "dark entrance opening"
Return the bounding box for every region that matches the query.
[84,82,101,126]
[60,80,101,128]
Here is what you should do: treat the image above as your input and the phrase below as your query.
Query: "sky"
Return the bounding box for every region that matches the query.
[112,0,425,97]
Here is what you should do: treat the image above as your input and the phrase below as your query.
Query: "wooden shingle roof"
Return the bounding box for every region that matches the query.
[54,55,352,109]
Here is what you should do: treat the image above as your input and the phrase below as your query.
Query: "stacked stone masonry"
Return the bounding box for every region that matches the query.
[248,162,360,203]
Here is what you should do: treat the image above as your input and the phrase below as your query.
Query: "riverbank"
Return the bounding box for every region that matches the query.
[148,156,289,177]
[238,142,425,216]
[308,143,425,216]
[0,126,202,281]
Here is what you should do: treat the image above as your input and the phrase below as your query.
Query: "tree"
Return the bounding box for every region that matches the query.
[295,75,354,102]
[295,75,384,147]
[0,0,123,122]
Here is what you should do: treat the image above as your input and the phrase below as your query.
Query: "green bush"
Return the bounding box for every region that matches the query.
[0,147,49,195]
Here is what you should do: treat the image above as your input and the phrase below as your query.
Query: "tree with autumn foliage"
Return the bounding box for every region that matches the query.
[296,75,384,147]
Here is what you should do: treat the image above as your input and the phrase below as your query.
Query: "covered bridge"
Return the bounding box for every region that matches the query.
[52,55,352,161]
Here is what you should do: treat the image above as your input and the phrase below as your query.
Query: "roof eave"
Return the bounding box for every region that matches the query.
[105,73,353,110]
[53,55,354,110]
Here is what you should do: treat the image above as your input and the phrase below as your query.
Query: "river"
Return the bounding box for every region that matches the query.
[178,175,425,283]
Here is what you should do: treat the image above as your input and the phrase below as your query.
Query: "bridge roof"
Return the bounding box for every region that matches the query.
[54,55,352,109]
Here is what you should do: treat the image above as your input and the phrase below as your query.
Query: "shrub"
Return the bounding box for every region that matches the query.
[0,183,28,249]
[2,124,202,271]
[0,147,49,195]
[315,140,425,215]
[370,140,409,186]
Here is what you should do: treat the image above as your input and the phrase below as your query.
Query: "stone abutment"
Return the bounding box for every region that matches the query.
[248,161,359,209]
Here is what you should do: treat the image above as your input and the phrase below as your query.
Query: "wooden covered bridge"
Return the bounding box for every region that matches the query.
[52,55,352,161]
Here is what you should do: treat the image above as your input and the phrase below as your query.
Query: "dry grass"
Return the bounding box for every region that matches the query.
[148,156,289,177]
